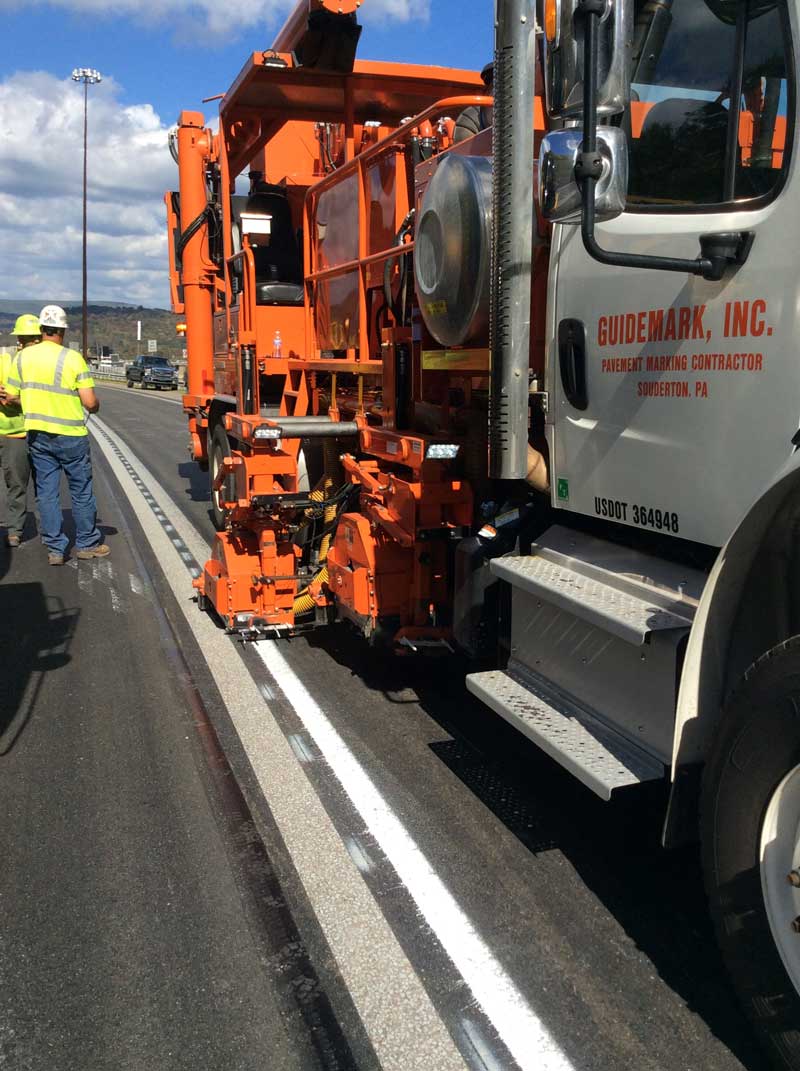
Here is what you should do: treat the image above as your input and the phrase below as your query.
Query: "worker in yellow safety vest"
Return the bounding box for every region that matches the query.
[5,305,109,566]
[0,315,37,546]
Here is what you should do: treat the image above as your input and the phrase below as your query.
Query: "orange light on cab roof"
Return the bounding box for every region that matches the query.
[176,322,187,335]
[544,0,560,48]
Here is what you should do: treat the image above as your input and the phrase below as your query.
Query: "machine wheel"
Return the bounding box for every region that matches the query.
[702,636,800,1070]
[209,422,232,532]
[126,379,134,389]
[155,385,161,391]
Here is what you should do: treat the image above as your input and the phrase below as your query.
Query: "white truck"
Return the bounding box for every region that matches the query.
[458,0,800,1066]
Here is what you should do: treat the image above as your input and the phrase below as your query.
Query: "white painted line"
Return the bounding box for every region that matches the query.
[88,415,470,1071]
[287,733,316,765]
[109,586,125,615]
[343,835,375,875]
[91,410,576,1071]
[257,643,574,1071]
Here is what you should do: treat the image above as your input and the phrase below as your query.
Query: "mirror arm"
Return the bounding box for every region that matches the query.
[577,0,725,280]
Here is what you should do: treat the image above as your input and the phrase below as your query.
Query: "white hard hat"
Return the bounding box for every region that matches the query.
[39,305,69,329]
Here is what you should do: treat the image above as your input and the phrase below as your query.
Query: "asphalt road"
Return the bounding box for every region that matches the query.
[0,382,772,1071]
[0,409,351,1071]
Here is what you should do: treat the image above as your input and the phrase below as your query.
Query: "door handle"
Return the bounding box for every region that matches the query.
[558,318,588,411]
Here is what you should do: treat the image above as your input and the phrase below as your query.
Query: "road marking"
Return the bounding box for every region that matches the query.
[90,412,576,1071]
[258,641,574,1071]
[76,564,92,594]
[88,414,471,1071]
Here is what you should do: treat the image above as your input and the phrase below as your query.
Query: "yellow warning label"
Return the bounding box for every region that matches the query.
[421,348,491,372]
[424,301,448,316]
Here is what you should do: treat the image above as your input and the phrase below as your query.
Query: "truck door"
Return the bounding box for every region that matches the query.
[549,0,797,547]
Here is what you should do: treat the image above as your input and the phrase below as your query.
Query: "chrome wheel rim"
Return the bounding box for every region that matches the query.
[761,763,800,994]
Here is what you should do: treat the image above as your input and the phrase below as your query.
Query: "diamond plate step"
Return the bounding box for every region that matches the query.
[491,554,692,646]
[466,668,665,799]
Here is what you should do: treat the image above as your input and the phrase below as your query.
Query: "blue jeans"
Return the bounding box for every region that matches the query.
[28,432,102,555]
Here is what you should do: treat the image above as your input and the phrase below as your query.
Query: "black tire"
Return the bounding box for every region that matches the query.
[209,423,232,532]
[702,636,800,1070]
[126,379,134,389]
[155,385,161,391]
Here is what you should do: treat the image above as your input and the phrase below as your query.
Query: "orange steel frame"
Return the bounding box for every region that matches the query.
[168,0,491,637]
[302,98,487,366]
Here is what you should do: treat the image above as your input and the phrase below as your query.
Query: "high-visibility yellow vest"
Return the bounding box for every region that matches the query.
[6,340,94,437]
[0,351,26,438]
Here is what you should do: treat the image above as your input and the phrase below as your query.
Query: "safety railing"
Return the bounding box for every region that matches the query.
[304,95,492,362]
[93,368,187,386]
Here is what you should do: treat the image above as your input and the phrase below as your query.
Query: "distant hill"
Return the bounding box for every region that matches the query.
[0,299,141,314]
[0,304,183,360]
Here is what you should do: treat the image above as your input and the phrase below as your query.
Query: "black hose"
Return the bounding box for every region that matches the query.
[382,209,415,325]
[176,205,212,260]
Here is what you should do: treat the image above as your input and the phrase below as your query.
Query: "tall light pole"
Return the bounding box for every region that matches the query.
[71,67,102,361]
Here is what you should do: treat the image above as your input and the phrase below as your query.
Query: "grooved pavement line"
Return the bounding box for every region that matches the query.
[88,415,470,1071]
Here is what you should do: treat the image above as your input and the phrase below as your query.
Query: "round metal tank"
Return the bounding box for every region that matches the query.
[415,154,492,348]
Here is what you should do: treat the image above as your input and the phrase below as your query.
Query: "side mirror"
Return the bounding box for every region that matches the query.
[538,127,628,224]
[543,0,633,119]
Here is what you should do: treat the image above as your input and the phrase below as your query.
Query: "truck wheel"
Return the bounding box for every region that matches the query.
[126,379,134,389]
[210,423,232,532]
[702,636,800,1070]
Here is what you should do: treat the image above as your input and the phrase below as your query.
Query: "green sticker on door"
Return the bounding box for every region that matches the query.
[557,478,569,502]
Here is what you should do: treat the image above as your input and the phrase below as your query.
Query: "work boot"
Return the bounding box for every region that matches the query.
[76,544,111,560]
[6,534,20,548]
[48,552,65,567]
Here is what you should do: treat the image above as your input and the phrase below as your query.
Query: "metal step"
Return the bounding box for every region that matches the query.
[492,552,693,646]
[466,668,665,800]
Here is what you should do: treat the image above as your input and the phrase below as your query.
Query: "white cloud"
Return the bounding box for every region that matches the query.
[0,71,175,307]
[0,0,429,36]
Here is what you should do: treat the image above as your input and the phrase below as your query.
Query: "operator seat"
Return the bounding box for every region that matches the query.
[628,97,729,205]
[245,183,304,306]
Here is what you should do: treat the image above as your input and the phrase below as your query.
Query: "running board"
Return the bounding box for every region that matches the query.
[466,668,665,799]
[491,554,692,646]
[469,526,703,782]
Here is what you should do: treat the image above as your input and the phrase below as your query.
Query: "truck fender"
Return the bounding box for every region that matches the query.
[672,450,800,779]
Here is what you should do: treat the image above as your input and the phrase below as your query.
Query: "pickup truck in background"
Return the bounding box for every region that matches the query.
[125,355,179,390]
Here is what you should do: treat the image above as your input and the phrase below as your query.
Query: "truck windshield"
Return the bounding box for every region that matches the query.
[627,0,791,208]
[146,357,170,366]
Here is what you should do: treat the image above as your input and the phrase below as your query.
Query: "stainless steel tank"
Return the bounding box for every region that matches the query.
[414,154,492,348]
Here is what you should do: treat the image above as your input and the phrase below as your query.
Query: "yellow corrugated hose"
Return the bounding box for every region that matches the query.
[293,444,338,615]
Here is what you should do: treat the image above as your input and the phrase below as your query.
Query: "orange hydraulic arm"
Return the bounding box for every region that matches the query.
[176,111,216,401]
[273,0,360,52]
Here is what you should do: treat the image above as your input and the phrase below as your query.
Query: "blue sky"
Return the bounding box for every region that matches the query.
[0,1,491,311]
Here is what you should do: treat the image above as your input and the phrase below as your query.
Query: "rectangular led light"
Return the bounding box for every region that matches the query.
[254,425,281,440]
[240,213,272,237]
[425,443,460,460]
